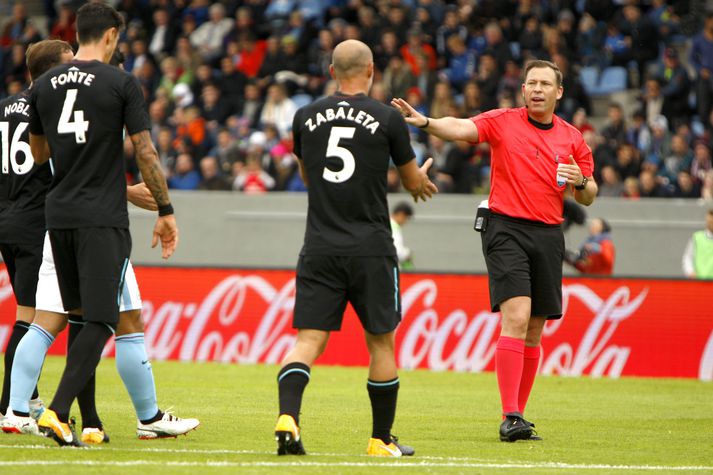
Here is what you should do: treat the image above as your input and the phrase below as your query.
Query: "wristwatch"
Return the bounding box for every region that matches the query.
[574,176,588,190]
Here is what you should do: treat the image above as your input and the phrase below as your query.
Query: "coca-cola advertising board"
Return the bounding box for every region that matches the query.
[1,265,712,380]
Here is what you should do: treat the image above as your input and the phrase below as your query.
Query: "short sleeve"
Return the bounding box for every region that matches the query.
[471,108,506,145]
[122,74,150,136]
[573,133,594,177]
[28,87,44,136]
[292,108,302,159]
[387,110,415,167]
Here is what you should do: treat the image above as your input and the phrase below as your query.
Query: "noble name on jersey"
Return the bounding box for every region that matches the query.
[304,104,380,135]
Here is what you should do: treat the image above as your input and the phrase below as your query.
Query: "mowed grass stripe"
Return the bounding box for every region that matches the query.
[0,460,712,471]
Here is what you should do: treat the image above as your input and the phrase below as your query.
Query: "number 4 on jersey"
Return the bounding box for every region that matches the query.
[58,89,89,144]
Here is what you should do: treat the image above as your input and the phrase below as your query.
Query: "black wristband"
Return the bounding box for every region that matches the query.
[158,203,174,216]
[417,117,430,129]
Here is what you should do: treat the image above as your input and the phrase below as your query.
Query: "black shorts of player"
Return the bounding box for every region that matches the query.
[48,227,132,327]
[294,255,401,335]
[481,212,564,319]
[0,241,43,307]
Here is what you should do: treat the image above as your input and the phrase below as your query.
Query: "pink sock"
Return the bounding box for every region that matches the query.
[495,336,525,415]
[518,345,541,414]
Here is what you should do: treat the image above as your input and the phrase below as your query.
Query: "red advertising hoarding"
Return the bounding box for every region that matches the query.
[1,265,711,380]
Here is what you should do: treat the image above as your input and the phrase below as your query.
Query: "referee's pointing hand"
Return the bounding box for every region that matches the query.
[391,98,428,129]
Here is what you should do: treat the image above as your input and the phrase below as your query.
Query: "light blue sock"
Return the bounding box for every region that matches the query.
[115,333,159,421]
[9,324,54,414]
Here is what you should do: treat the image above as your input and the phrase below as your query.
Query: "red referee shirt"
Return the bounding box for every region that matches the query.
[472,107,594,224]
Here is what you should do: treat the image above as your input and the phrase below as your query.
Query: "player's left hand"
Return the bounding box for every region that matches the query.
[556,155,584,187]
[152,214,179,259]
[127,183,158,211]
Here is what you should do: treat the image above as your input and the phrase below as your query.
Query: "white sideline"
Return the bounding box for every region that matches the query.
[0,446,711,471]
[0,460,711,471]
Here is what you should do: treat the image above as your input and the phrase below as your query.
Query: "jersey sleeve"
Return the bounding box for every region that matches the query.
[387,110,415,167]
[292,108,302,160]
[573,132,594,177]
[28,87,44,136]
[470,108,505,145]
[122,74,151,136]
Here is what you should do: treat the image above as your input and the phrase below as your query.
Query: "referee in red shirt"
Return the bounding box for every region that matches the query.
[392,60,597,442]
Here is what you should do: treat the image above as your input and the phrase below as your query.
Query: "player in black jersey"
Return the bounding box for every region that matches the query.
[0,40,74,428]
[3,44,198,444]
[21,3,177,447]
[274,40,437,457]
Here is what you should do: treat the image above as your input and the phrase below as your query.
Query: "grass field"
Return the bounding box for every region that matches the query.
[0,356,712,475]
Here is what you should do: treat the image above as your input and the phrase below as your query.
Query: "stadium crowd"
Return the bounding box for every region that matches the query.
[1,0,712,200]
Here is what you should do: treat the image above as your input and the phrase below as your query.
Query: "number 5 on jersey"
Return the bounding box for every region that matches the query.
[58,89,89,144]
[323,126,356,183]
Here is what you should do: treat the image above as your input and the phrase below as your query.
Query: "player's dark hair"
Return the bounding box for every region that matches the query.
[523,59,563,87]
[25,39,73,81]
[76,2,124,44]
[392,202,414,217]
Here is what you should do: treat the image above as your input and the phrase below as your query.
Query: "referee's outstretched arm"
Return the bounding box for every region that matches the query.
[391,97,479,143]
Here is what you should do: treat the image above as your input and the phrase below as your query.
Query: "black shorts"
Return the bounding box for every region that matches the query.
[48,227,132,326]
[481,213,564,319]
[294,255,401,335]
[0,241,43,307]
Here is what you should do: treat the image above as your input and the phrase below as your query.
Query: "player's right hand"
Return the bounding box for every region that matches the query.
[391,98,428,128]
[151,214,179,259]
[412,157,439,202]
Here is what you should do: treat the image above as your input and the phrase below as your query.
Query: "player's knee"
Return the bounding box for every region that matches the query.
[33,310,68,337]
[365,331,396,354]
[117,309,144,335]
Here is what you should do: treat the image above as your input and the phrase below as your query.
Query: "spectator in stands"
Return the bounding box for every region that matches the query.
[156,127,178,175]
[673,170,701,198]
[200,82,235,130]
[383,55,413,101]
[691,142,713,184]
[601,102,627,150]
[483,22,512,73]
[429,81,456,119]
[374,29,399,73]
[572,108,595,135]
[237,82,264,129]
[641,77,665,128]
[564,218,615,275]
[682,209,713,279]
[436,6,468,63]
[148,8,178,60]
[659,48,692,129]
[614,143,641,181]
[210,128,243,174]
[49,4,77,45]
[519,16,544,60]
[576,13,604,67]
[660,134,693,185]
[645,115,673,166]
[603,21,630,68]
[702,170,713,201]
[158,56,192,103]
[623,177,641,199]
[199,156,232,191]
[2,43,27,94]
[233,153,276,194]
[619,4,659,85]
[390,202,415,269]
[168,153,202,190]
[440,35,476,93]
[626,109,652,154]
[598,165,624,197]
[639,169,671,198]
[356,6,381,47]
[0,4,27,47]
[260,83,297,138]
[691,15,713,130]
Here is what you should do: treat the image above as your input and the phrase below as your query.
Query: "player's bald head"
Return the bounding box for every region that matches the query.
[331,40,373,79]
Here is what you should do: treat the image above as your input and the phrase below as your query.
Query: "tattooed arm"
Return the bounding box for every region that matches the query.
[130,130,178,258]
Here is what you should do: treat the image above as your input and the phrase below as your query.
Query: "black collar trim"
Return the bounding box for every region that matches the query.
[528,116,554,130]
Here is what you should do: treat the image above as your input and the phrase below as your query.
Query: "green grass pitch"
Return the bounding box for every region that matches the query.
[0,355,712,475]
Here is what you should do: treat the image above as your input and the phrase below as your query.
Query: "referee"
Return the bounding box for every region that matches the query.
[274,39,436,457]
[393,59,597,442]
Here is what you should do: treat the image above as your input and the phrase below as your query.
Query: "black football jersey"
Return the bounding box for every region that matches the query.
[0,89,51,243]
[29,60,150,229]
[293,92,415,256]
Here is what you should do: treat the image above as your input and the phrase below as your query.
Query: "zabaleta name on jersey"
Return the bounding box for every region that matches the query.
[304,104,380,135]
